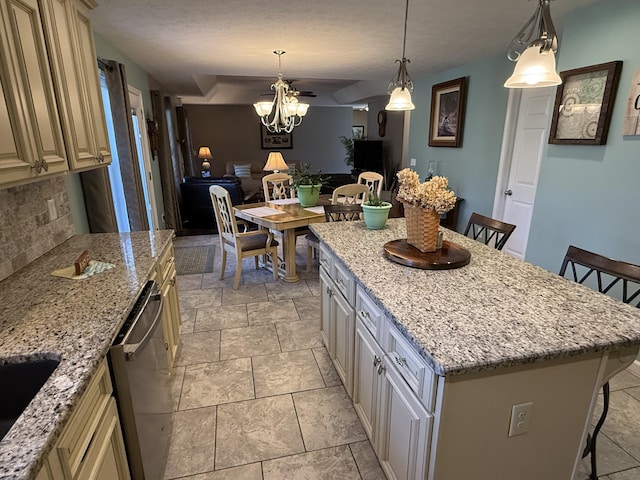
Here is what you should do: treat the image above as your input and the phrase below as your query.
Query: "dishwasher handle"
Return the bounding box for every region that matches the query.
[123,293,164,361]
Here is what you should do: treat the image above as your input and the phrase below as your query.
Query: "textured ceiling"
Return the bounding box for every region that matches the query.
[91,0,601,106]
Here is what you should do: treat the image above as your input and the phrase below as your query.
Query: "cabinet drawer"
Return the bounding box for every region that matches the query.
[355,286,386,342]
[156,243,174,282]
[55,359,113,478]
[386,323,437,412]
[319,242,333,274]
[334,259,355,304]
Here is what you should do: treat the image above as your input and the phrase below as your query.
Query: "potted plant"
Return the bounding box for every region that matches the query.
[290,163,328,207]
[361,192,393,230]
[339,132,366,172]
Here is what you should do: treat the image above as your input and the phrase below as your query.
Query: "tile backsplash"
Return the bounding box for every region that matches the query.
[0,177,75,282]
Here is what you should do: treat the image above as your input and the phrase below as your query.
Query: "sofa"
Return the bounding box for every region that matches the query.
[179,176,244,231]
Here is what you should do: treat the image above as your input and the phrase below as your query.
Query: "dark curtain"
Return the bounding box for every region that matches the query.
[176,106,196,178]
[81,60,148,232]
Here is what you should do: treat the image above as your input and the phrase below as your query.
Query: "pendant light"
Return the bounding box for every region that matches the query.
[505,0,562,88]
[385,0,415,111]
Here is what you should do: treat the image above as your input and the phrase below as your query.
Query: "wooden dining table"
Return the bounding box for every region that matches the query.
[233,196,329,282]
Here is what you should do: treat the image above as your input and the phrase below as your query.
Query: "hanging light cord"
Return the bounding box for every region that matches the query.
[401,0,409,61]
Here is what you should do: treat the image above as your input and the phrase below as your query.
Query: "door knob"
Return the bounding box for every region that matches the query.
[504,189,513,196]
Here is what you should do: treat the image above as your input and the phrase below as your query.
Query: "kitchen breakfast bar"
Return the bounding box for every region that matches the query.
[310,218,640,480]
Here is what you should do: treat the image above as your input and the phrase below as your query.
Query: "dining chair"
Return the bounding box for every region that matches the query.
[463,212,516,251]
[357,171,384,198]
[209,185,279,289]
[262,173,294,201]
[331,183,370,205]
[559,245,640,480]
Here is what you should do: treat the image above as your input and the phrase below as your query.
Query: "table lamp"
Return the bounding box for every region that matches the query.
[263,151,288,173]
[198,146,213,177]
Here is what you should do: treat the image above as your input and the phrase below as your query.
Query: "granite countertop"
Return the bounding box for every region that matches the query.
[0,230,174,480]
[311,219,640,377]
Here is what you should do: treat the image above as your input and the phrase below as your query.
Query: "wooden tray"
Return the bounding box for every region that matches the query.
[383,239,471,270]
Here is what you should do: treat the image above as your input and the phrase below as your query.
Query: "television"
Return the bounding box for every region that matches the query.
[353,140,383,172]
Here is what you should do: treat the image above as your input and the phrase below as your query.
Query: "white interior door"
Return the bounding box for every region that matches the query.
[493,87,555,260]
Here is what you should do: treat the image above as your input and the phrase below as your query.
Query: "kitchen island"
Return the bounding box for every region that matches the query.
[0,230,174,480]
[310,218,640,480]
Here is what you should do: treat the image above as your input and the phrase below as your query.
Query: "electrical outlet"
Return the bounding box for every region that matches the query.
[410,158,416,166]
[508,401,533,437]
[47,199,57,220]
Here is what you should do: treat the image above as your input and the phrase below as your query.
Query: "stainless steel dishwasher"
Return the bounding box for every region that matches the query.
[109,280,172,480]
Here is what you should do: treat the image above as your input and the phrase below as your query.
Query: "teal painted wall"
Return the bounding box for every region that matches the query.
[526,0,640,272]
[408,55,513,232]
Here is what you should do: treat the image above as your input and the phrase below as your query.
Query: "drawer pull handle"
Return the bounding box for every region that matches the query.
[337,277,345,287]
[395,356,407,367]
[359,310,370,318]
[373,355,381,368]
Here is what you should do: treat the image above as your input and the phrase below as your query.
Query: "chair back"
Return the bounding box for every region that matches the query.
[332,183,370,205]
[209,185,241,246]
[357,171,384,198]
[263,173,294,201]
[464,212,516,251]
[559,245,640,307]
[324,204,363,222]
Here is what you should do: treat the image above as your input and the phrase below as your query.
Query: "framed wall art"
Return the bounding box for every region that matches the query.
[623,69,640,136]
[352,125,365,138]
[261,125,293,149]
[549,61,623,145]
[428,77,467,147]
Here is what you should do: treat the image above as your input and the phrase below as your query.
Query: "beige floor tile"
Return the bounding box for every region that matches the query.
[220,324,281,360]
[175,330,221,366]
[293,385,367,451]
[180,358,254,409]
[608,467,640,479]
[177,273,204,292]
[600,391,640,461]
[215,395,304,469]
[170,366,185,412]
[609,370,640,391]
[247,299,300,325]
[265,280,312,301]
[350,441,387,480]
[253,350,325,397]
[306,277,322,297]
[164,406,216,479]
[312,347,343,387]
[180,288,223,310]
[626,386,640,402]
[195,305,248,331]
[201,271,237,289]
[263,445,361,480]
[243,268,278,285]
[277,320,324,351]
[576,432,640,478]
[293,296,321,322]
[179,463,263,480]
[181,309,196,335]
[221,284,268,305]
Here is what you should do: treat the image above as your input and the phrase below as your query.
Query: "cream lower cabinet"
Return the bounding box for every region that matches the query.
[38,359,130,480]
[153,243,182,368]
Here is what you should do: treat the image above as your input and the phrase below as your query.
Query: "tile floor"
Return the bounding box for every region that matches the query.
[168,234,640,480]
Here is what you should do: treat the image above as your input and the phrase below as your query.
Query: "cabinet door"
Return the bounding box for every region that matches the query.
[319,267,333,356]
[378,361,432,480]
[353,318,384,442]
[0,0,67,186]
[332,286,355,398]
[41,0,111,171]
[165,263,181,366]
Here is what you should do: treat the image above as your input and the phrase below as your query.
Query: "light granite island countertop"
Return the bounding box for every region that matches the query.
[310,219,640,376]
[0,230,174,480]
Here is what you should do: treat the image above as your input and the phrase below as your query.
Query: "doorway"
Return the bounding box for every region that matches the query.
[492,87,555,260]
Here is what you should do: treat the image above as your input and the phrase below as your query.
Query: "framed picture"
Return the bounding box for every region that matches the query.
[352,125,365,138]
[549,61,623,145]
[429,77,467,147]
[260,125,293,149]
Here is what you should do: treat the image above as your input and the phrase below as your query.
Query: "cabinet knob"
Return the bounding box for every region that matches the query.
[32,159,49,174]
[394,355,407,367]
[373,355,381,368]
[359,310,370,318]
[170,277,176,286]
[377,364,386,375]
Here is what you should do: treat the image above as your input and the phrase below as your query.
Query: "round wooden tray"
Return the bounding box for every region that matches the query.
[383,239,471,270]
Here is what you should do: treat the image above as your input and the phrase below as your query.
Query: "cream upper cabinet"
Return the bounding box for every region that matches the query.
[0,0,68,187]
[41,0,111,171]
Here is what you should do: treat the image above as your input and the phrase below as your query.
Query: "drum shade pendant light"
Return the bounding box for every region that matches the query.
[254,51,309,133]
[505,0,562,88]
[385,0,415,111]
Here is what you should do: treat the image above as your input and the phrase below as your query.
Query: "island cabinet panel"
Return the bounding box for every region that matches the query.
[0,0,68,187]
[156,242,182,369]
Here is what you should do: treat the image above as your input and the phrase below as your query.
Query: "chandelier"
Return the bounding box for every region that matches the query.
[385,0,415,111]
[254,51,309,133]
[504,0,562,88]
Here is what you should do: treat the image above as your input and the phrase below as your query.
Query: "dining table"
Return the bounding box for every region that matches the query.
[233,196,329,282]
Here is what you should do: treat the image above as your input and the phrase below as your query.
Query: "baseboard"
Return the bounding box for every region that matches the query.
[628,359,640,377]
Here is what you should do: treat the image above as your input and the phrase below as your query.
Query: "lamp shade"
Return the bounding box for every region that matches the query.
[263,151,288,172]
[198,146,213,159]
[504,46,562,88]
[385,87,415,111]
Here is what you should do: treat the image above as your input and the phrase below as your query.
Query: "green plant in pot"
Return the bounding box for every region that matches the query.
[361,192,392,230]
[291,163,329,207]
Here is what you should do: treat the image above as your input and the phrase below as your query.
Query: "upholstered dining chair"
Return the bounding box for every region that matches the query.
[559,245,640,480]
[463,212,516,251]
[357,171,384,198]
[209,185,279,289]
[262,173,294,201]
[331,183,370,205]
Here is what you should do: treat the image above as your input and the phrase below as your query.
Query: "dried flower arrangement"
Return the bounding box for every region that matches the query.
[396,168,457,214]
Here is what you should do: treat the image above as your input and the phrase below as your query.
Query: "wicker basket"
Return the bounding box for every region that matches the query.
[403,203,440,252]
